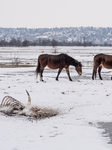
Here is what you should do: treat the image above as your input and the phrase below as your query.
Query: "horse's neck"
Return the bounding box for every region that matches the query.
[70,58,78,66]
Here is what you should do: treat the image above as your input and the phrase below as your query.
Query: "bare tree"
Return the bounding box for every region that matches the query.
[51,39,58,47]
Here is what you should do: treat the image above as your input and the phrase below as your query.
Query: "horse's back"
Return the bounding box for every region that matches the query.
[93,53,108,62]
[39,54,49,59]
[94,53,105,59]
[94,53,112,61]
[39,53,66,61]
[47,53,72,66]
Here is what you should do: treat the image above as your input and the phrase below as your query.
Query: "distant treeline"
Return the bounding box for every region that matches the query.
[0,38,112,47]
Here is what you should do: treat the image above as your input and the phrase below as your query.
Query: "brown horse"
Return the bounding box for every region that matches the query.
[92,53,112,80]
[35,53,82,81]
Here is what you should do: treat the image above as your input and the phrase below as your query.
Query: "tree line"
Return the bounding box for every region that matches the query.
[0,38,112,47]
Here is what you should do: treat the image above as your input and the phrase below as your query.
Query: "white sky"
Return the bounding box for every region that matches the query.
[0,0,112,28]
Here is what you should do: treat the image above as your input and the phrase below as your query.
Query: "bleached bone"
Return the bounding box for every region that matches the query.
[1,95,25,110]
[26,90,31,105]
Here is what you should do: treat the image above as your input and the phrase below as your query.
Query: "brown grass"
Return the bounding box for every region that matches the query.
[18,106,58,119]
[0,63,36,68]
[0,105,58,120]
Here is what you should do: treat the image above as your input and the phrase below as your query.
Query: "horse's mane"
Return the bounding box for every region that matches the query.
[63,53,79,66]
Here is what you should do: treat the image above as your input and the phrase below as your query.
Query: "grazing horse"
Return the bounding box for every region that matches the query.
[35,53,82,81]
[92,53,112,80]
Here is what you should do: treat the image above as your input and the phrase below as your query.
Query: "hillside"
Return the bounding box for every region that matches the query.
[0,27,112,45]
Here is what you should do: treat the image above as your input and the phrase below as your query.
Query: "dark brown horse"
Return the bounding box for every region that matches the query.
[92,53,112,80]
[35,53,82,81]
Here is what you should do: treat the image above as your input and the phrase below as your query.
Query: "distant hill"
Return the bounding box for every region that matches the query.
[0,27,112,45]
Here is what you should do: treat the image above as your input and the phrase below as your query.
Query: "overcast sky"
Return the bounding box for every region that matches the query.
[0,0,112,28]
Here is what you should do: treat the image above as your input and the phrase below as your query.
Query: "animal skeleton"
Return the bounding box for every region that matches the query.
[1,96,25,110]
[0,91,58,119]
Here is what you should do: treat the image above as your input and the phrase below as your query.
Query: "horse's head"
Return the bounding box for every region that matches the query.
[75,62,82,75]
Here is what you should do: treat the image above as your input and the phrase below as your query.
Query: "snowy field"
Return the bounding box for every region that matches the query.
[0,46,112,150]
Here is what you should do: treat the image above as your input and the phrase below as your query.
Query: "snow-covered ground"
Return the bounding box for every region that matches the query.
[0,46,112,150]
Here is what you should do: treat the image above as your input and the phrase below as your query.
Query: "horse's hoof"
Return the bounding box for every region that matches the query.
[69,78,72,81]
[40,79,44,82]
[92,77,94,80]
[56,78,58,81]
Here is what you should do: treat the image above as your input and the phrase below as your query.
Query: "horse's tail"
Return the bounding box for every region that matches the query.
[35,58,41,77]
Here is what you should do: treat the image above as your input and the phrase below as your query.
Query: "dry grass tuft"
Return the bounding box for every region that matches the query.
[19,106,58,119]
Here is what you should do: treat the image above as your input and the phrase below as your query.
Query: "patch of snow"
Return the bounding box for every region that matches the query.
[0,47,112,150]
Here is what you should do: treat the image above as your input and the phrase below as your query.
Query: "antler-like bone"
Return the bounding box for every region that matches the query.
[26,90,31,105]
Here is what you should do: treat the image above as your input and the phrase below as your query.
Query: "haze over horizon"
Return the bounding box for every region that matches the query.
[0,0,112,29]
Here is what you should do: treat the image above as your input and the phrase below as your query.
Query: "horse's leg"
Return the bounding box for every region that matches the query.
[40,69,44,81]
[92,71,94,80]
[92,61,101,80]
[92,66,98,80]
[65,67,72,81]
[39,66,46,82]
[98,65,103,80]
[56,68,63,81]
